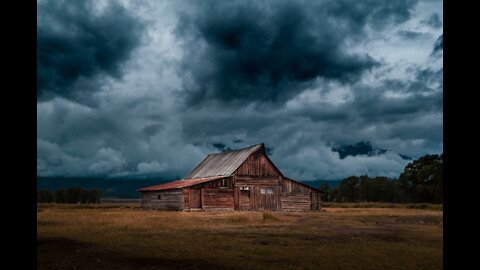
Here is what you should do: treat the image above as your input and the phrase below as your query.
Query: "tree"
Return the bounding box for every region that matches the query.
[80,189,89,204]
[398,154,443,203]
[319,183,330,202]
[88,189,102,204]
[66,187,82,204]
[54,188,66,203]
[369,177,394,202]
[37,190,53,203]
[358,175,370,202]
[337,176,360,202]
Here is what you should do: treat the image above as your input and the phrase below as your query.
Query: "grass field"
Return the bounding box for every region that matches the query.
[37,204,443,270]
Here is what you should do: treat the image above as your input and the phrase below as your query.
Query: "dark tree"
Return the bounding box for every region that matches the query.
[398,154,443,203]
[80,189,90,204]
[65,187,82,204]
[37,190,54,203]
[54,188,66,203]
[337,176,360,202]
[319,183,330,202]
[88,189,102,204]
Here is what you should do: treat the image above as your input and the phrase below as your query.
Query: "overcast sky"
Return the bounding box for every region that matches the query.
[37,0,443,180]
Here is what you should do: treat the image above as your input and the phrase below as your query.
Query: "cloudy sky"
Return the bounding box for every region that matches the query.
[37,0,443,180]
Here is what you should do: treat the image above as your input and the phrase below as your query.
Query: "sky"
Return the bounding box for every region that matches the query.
[37,0,443,181]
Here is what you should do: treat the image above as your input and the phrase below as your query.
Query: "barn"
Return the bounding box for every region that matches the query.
[137,143,322,211]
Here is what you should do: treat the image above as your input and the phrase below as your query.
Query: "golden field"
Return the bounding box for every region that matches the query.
[37,204,443,270]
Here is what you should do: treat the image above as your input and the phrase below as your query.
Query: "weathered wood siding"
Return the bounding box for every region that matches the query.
[183,177,234,210]
[234,176,282,211]
[235,176,280,185]
[235,151,280,177]
[310,191,319,210]
[182,189,190,211]
[202,189,234,210]
[318,193,322,211]
[140,190,183,210]
[238,189,251,210]
[189,188,202,209]
[281,193,311,211]
[256,185,282,211]
[280,178,321,211]
[282,178,313,193]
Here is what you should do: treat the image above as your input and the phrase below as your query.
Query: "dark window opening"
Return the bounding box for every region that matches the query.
[220,178,227,188]
[157,194,161,200]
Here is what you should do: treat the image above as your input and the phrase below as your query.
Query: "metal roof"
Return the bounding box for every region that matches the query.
[185,144,263,179]
[137,176,229,191]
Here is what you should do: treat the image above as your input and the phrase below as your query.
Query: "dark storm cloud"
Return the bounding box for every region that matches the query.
[422,13,442,29]
[37,0,442,180]
[397,30,430,40]
[37,0,145,101]
[176,0,417,104]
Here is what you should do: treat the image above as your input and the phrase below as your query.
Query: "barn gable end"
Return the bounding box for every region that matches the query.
[234,146,281,177]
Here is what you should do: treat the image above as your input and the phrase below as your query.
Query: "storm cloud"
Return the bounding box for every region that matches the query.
[177,0,419,104]
[37,0,145,101]
[37,0,443,181]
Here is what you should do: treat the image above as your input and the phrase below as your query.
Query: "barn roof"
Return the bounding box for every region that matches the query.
[185,143,264,179]
[137,175,229,191]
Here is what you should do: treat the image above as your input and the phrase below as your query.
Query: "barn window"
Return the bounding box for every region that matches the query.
[260,187,273,195]
[220,178,227,188]
[157,194,161,200]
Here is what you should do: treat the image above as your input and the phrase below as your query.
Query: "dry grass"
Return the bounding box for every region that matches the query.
[37,204,443,270]
[322,202,443,210]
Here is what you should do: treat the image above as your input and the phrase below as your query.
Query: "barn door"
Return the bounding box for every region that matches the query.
[240,188,251,210]
[190,188,202,209]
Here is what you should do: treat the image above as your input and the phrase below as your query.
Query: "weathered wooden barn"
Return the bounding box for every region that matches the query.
[138,143,322,211]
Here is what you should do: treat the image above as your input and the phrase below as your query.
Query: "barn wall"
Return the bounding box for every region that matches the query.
[280,178,321,211]
[310,191,319,210]
[140,190,183,210]
[202,189,234,210]
[183,177,234,210]
[234,176,282,211]
[281,178,313,193]
[235,151,280,177]
[318,193,322,211]
[183,189,190,211]
[281,193,311,211]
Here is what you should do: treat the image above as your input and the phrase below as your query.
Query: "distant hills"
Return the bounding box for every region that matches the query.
[37,177,171,199]
[37,177,341,198]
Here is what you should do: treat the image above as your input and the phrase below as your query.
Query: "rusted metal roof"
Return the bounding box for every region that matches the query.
[185,143,263,179]
[137,176,228,191]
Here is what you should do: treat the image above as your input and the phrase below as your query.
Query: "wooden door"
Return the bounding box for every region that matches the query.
[190,188,201,209]
[240,190,251,210]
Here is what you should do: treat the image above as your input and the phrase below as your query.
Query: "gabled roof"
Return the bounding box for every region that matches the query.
[137,176,228,192]
[185,143,264,179]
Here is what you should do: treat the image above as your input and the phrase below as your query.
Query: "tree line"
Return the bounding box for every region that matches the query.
[320,154,443,204]
[37,187,102,204]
